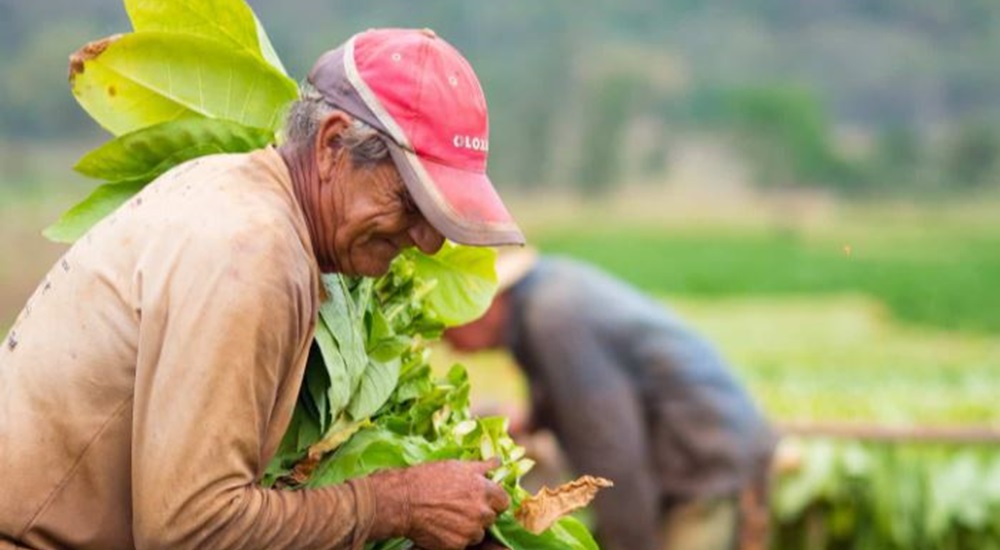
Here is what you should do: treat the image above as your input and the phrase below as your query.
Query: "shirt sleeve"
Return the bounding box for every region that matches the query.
[129,224,376,550]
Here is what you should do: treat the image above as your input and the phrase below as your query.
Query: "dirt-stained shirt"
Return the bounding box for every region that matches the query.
[0,148,376,550]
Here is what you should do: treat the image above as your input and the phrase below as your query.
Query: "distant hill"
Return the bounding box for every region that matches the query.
[2,0,998,188]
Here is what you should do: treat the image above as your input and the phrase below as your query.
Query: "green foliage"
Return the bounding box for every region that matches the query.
[270,247,597,550]
[721,86,858,190]
[576,74,641,195]
[865,125,926,191]
[42,180,147,242]
[408,242,499,326]
[945,120,1000,188]
[50,0,295,242]
[772,441,1000,550]
[491,513,599,550]
[45,119,274,241]
[123,0,287,74]
[74,118,274,182]
[70,31,296,136]
[670,291,1000,550]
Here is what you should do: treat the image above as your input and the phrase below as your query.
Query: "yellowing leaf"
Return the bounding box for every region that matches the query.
[408,243,498,326]
[124,0,288,75]
[515,475,614,535]
[69,31,297,136]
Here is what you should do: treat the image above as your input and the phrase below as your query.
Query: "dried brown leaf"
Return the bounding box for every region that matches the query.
[514,475,613,534]
[68,34,123,82]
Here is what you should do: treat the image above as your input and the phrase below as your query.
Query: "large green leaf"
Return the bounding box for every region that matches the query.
[307,427,446,487]
[320,275,369,387]
[124,0,288,75]
[490,512,599,550]
[313,316,351,422]
[70,31,297,136]
[345,358,401,420]
[408,243,498,326]
[75,118,273,181]
[43,180,147,243]
[303,349,331,433]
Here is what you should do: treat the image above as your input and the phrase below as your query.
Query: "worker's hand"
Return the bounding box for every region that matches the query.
[368,458,510,550]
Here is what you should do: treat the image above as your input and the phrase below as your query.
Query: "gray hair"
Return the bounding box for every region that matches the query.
[282,83,391,168]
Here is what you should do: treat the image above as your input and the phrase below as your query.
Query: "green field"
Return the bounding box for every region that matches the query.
[534,215,1000,334]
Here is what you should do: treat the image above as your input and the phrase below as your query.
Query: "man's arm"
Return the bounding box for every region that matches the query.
[130,227,508,550]
[130,226,381,549]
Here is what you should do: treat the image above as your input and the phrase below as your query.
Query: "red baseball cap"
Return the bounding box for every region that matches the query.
[308,28,525,246]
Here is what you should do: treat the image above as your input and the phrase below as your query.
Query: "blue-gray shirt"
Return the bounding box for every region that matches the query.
[507,257,775,504]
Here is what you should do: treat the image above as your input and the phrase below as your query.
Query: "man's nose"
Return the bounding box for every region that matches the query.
[408,217,445,255]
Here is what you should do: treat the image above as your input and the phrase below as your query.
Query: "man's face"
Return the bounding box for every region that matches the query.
[326,156,445,277]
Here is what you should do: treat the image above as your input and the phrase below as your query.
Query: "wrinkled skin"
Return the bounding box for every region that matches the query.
[280,111,444,277]
[368,458,511,549]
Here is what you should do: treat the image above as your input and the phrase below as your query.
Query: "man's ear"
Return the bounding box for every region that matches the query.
[314,110,353,180]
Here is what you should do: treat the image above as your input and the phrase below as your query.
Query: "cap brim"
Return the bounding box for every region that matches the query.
[386,141,525,246]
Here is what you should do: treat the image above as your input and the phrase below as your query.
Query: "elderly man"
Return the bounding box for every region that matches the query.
[0,29,521,550]
[444,250,776,550]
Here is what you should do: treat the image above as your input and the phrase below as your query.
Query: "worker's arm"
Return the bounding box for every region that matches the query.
[129,224,384,549]
[129,227,507,550]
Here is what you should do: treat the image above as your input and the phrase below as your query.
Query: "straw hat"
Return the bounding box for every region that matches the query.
[495,246,539,292]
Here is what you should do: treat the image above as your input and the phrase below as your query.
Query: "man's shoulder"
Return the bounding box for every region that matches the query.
[154,149,290,208]
[119,149,313,277]
[144,150,300,240]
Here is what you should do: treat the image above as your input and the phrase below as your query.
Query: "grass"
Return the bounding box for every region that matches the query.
[532,218,1000,333]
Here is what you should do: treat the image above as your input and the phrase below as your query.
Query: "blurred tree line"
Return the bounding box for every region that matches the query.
[2,0,1000,194]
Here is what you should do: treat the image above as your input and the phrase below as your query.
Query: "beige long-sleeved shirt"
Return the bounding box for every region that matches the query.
[0,148,376,549]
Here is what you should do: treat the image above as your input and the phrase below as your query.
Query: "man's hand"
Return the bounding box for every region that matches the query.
[368,459,511,550]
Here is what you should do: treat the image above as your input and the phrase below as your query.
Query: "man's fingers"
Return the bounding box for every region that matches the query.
[483,478,511,513]
[480,506,498,525]
[468,526,486,546]
[472,457,502,474]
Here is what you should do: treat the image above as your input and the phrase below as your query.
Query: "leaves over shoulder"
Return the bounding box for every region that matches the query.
[75,118,273,181]
[124,0,287,74]
[43,180,147,243]
[70,31,297,136]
